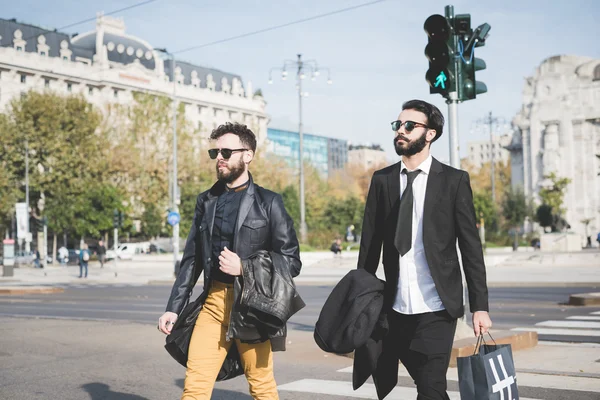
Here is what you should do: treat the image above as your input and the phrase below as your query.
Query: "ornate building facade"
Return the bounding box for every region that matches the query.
[0,14,268,143]
[507,55,600,243]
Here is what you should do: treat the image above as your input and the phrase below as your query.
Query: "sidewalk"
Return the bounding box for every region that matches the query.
[1,248,599,287]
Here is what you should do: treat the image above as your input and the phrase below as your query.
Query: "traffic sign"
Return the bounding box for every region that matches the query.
[167,211,180,226]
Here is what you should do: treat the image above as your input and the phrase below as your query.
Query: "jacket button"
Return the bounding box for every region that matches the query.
[207,257,211,262]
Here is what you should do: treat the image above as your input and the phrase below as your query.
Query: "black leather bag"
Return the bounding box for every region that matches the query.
[164,294,204,367]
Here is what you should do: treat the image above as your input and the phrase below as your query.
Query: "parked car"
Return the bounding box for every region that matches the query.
[15,251,35,267]
[105,243,138,261]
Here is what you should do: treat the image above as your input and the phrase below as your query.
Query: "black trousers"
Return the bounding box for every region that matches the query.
[388,309,457,400]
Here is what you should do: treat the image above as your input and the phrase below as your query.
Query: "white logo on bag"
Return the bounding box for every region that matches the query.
[489,354,516,400]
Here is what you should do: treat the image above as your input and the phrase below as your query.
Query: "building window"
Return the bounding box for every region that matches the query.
[40,51,46,56]
[63,56,69,61]
[88,87,93,96]
[594,64,600,81]
[16,46,23,52]
[67,83,72,92]
[20,74,26,84]
[44,79,50,88]
[113,89,119,98]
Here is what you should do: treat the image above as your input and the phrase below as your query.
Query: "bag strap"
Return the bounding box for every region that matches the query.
[474,331,497,355]
[473,334,484,355]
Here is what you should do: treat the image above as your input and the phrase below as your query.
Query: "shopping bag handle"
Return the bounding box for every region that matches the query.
[473,332,497,355]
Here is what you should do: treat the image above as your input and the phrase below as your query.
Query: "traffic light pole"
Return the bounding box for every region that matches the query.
[113,227,118,276]
[447,92,460,169]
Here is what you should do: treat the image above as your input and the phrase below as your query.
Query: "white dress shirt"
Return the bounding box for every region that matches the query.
[393,154,445,315]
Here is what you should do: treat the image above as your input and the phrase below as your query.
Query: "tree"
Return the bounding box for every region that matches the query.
[472,190,498,238]
[501,187,530,250]
[0,91,107,244]
[502,187,529,229]
[462,159,511,207]
[141,202,165,239]
[0,114,21,236]
[535,204,553,230]
[535,172,571,232]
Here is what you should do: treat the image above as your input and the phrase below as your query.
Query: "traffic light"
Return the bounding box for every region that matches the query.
[113,209,119,229]
[119,211,124,228]
[424,14,454,98]
[423,8,491,102]
[456,16,491,101]
[35,217,43,232]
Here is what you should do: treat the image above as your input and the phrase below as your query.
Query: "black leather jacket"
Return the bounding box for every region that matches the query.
[241,250,305,332]
[166,174,302,348]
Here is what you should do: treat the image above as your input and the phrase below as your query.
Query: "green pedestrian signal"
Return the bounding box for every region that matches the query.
[435,71,447,89]
[424,14,454,98]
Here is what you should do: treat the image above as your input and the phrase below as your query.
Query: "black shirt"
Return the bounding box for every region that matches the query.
[211,180,249,283]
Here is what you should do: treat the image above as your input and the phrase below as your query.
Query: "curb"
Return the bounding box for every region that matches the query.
[0,286,65,295]
[449,330,538,367]
[568,292,600,306]
[337,330,538,368]
[488,282,600,288]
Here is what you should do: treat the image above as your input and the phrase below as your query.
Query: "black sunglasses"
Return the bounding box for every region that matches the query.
[391,120,429,132]
[208,148,247,160]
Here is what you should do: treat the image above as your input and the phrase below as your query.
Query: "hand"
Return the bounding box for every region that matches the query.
[158,311,178,335]
[472,311,492,337]
[219,247,242,276]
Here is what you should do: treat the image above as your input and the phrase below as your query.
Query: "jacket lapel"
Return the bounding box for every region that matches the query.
[233,175,256,251]
[387,162,401,209]
[423,157,444,229]
[202,181,224,237]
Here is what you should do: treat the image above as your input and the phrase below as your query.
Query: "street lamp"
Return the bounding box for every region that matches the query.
[475,112,507,204]
[155,48,180,270]
[268,54,332,243]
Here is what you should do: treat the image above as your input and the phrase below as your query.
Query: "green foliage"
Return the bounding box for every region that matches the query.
[538,172,571,216]
[501,187,529,228]
[473,190,498,236]
[535,204,553,228]
[281,185,300,230]
[322,196,364,235]
[141,202,164,238]
[0,91,108,239]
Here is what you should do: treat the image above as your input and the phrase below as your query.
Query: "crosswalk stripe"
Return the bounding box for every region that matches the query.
[513,327,600,337]
[338,364,600,392]
[535,320,600,329]
[566,316,600,321]
[278,379,543,400]
[591,311,600,315]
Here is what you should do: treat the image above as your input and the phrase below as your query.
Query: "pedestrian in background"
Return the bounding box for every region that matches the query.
[97,240,106,268]
[330,237,343,257]
[79,244,90,278]
[34,248,41,268]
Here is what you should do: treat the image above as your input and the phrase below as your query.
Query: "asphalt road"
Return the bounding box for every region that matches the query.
[0,284,599,400]
[0,284,598,344]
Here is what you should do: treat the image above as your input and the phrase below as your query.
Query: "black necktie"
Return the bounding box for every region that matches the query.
[394,169,421,256]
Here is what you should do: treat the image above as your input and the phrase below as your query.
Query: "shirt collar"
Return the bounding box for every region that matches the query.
[225,180,250,193]
[400,154,433,175]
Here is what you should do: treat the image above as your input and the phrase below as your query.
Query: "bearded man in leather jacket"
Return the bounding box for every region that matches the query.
[158,122,301,400]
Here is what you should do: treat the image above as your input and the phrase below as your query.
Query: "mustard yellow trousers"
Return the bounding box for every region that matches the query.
[181,281,278,400]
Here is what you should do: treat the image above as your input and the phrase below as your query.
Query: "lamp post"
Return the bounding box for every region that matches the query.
[155,48,180,270]
[475,112,507,204]
[268,54,332,243]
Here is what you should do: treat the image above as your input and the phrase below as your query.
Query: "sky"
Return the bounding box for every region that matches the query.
[2,0,599,163]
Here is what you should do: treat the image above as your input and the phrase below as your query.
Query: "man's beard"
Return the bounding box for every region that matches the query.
[216,157,246,183]
[394,131,428,157]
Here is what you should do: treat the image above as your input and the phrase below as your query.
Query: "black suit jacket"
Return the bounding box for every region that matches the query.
[166,174,301,316]
[357,157,488,318]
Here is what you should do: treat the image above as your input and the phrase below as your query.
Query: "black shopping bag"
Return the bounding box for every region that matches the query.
[457,334,519,400]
